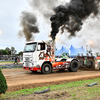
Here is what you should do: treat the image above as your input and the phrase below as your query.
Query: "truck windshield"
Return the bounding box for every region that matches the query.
[24,42,37,52]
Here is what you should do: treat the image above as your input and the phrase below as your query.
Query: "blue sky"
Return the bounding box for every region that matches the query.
[0,0,100,54]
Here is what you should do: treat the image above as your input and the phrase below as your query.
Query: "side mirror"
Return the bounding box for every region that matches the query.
[38,45,40,51]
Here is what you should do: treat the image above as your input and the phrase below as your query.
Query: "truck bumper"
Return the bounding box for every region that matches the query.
[23,66,41,71]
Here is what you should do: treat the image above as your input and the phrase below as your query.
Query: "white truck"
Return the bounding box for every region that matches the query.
[23,40,79,74]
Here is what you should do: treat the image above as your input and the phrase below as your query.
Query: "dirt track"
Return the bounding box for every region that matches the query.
[2,68,100,92]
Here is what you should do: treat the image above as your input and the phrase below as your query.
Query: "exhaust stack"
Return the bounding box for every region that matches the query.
[53,40,55,62]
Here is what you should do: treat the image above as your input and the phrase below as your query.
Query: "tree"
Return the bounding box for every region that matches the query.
[0,47,17,55]
[18,51,23,55]
[5,47,11,55]
[0,50,3,55]
[0,68,8,94]
[11,47,17,55]
[1,49,9,55]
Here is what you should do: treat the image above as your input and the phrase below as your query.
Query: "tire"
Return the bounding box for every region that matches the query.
[60,59,66,61]
[68,60,79,72]
[41,63,52,74]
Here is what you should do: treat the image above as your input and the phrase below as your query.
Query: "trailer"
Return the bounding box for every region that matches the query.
[77,56,95,69]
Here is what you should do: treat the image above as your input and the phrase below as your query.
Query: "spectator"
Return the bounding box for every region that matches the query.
[14,56,18,64]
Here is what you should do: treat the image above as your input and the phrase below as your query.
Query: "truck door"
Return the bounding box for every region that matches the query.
[36,43,46,63]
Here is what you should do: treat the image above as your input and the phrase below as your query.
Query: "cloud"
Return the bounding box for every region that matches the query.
[0,30,2,34]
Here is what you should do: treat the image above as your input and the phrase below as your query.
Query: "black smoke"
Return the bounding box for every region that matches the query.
[19,11,39,41]
[28,0,59,19]
[50,0,100,40]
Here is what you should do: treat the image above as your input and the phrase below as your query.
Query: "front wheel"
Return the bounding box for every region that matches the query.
[68,60,79,72]
[41,63,52,74]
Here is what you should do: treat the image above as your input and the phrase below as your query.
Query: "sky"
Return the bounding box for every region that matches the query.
[0,0,29,53]
[0,0,100,54]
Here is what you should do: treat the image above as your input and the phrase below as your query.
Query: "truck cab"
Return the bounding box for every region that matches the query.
[23,40,79,74]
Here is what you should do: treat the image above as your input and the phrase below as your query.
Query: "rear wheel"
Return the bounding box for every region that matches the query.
[68,60,79,72]
[42,63,52,74]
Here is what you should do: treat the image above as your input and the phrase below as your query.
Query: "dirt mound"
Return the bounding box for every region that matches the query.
[2,68,100,92]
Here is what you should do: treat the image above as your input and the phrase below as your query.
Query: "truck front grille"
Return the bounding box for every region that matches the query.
[26,62,29,67]
[25,57,29,61]
[25,57,29,67]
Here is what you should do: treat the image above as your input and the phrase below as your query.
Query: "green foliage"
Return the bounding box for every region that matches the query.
[0,69,8,94]
[1,78,100,100]
[5,47,11,55]
[1,49,9,55]
[18,51,23,55]
[11,47,17,54]
[0,47,17,55]
[0,50,3,55]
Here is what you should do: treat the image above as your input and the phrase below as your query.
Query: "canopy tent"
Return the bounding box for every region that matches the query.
[56,45,87,56]
[77,46,87,54]
[69,45,87,56]
[55,46,69,56]
[69,45,79,56]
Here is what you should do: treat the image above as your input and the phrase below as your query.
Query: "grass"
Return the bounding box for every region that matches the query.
[0,61,14,63]
[1,78,100,100]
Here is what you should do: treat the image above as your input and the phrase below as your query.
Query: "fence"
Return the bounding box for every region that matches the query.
[0,55,23,62]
